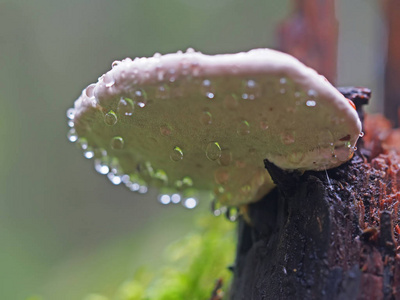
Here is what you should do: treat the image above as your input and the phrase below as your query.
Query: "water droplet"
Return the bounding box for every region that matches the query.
[279,77,287,94]
[225,207,239,222]
[76,138,88,150]
[214,168,230,185]
[104,111,117,126]
[93,148,107,158]
[306,100,317,107]
[118,98,134,116]
[280,131,295,145]
[94,158,109,174]
[111,136,124,150]
[200,111,212,125]
[129,183,140,192]
[158,194,171,205]
[211,198,227,217]
[186,47,195,53]
[202,79,215,98]
[170,146,183,162]
[335,146,352,162]
[68,120,74,128]
[160,125,172,136]
[182,176,193,187]
[67,128,78,142]
[107,172,122,185]
[218,149,232,166]
[260,119,269,130]
[133,89,147,107]
[307,89,318,97]
[171,193,181,204]
[85,84,96,98]
[237,121,250,136]
[224,94,238,110]
[83,147,94,159]
[240,185,251,196]
[359,132,365,137]
[206,142,222,161]
[206,92,214,99]
[287,151,305,165]
[183,197,197,209]
[103,73,115,87]
[67,108,75,120]
[138,185,148,194]
[112,60,121,68]
[242,79,260,100]
[156,85,170,99]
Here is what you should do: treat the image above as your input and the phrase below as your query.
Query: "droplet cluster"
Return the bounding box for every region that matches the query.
[67,50,359,209]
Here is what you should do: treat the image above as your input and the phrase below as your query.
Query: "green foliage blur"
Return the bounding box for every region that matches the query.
[82,214,235,300]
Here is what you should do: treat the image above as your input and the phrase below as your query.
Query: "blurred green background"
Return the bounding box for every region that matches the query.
[0,0,384,299]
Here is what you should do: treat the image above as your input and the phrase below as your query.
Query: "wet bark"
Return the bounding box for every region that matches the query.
[230,91,400,299]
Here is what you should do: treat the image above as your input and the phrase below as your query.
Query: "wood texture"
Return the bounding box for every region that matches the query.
[231,89,400,299]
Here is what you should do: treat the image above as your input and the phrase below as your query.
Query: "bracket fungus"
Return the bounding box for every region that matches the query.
[67,48,361,207]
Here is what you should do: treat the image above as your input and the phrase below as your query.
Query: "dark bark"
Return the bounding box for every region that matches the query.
[231,90,400,299]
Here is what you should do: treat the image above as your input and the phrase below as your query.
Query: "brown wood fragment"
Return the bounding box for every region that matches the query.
[381,0,400,127]
[278,0,338,83]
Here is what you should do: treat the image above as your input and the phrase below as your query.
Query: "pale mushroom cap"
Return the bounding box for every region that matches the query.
[68,48,361,206]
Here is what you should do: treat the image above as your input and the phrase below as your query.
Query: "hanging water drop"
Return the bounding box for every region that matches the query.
[306,100,317,107]
[156,85,170,99]
[200,111,212,125]
[237,120,250,136]
[67,128,78,142]
[171,193,181,204]
[206,142,222,161]
[83,148,94,159]
[66,108,75,120]
[170,146,183,162]
[104,111,117,126]
[158,194,171,205]
[183,197,197,209]
[225,207,239,222]
[103,73,115,87]
[111,136,124,150]
[118,97,134,116]
[85,84,96,98]
[94,158,109,175]
[107,172,122,185]
[133,89,147,107]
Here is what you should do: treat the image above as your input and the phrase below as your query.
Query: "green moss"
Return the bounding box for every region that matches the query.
[114,215,235,300]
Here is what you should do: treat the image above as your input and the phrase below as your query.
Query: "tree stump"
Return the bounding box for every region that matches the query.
[231,89,400,299]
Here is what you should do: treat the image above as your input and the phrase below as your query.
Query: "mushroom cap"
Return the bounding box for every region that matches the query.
[68,48,361,206]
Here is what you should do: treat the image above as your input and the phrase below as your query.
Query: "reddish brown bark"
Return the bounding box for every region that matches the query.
[382,0,400,127]
[278,0,338,83]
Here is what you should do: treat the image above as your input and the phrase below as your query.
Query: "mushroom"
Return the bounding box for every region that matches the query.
[67,48,361,207]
